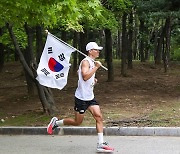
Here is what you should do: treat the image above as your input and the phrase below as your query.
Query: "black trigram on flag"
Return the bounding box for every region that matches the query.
[41,68,50,76]
[48,47,53,54]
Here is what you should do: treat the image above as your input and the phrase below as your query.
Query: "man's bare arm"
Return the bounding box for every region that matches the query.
[81,60,101,81]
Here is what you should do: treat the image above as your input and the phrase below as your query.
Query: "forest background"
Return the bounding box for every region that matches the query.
[0,0,179,127]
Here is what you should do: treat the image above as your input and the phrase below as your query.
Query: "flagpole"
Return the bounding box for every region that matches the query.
[45,30,108,71]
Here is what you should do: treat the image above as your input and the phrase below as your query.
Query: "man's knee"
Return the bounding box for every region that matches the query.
[94,113,103,122]
[74,121,82,126]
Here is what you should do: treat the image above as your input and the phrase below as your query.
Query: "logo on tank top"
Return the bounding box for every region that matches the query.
[90,82,95,88]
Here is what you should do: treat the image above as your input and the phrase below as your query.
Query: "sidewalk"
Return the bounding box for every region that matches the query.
[0,126,180,136]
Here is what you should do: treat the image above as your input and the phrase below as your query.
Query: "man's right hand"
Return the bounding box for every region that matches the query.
[95,61,102,68]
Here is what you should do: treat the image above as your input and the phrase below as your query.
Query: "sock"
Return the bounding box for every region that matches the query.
[98,133,104,144]
[55,119,64,126]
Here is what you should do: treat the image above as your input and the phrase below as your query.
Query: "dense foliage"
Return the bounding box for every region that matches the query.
[0,0,179,114]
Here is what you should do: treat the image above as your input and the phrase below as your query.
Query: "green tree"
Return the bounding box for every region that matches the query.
[134,0,180,71]
[0,0,111,115]
[101,0,132,79]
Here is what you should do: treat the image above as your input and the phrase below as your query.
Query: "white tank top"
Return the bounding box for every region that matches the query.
[75,57,95,101]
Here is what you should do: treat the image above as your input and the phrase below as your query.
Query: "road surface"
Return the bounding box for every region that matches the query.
[0,135,180,154]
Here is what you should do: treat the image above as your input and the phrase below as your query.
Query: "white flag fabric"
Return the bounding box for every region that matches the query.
[36,33,75,90]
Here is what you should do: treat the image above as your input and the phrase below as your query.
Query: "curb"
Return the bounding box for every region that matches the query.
[0,127,180,136]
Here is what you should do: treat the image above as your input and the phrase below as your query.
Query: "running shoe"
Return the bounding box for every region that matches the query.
[97,142,114,153]
[47,117,58,135]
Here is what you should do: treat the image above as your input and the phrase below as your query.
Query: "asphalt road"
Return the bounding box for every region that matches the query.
[0,135,180,154]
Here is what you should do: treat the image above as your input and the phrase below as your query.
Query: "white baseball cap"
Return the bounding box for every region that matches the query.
[86,42,103,51]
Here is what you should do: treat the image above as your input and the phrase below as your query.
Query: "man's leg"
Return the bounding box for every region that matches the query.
[88,105,103,133]
[88,105,114,152]
[63,112,84,126]
[47,112,84,135]
[88,105,104,143]
[55,111,84,126]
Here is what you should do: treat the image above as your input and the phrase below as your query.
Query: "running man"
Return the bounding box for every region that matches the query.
[47,42,114,153]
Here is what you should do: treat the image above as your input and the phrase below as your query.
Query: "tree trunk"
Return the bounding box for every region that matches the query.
[36,25,43,64]
[139,19,145,62]
[0,28,4,72]
[79,30,87,64]
[73,31,78,72]
[155,22,165,65]
[133,12,139,60]
[117,30,121,59]
[153,30,158,61]
[163,17,171,73]
[145,42,150,60]
[128,11,133,69]
[61,30,67,42]
[7,23,58,115]
[155,35,163,65]
[0,43,4,72]
[24,23,36,96]
[121,13,128,76]
[104,28,114,82]
[99,30,105,59]
[14,50,19,61]
[145,28,150,61]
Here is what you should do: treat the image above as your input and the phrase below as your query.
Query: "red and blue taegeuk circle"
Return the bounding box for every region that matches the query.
[48,57,64,72]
